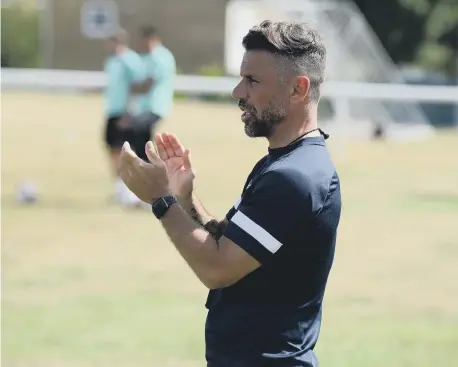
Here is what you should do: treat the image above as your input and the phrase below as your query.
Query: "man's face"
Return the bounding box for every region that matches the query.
[138,36,150,53]
[232,51,290,138]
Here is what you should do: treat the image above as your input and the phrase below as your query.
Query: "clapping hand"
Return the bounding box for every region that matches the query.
[154,133,195,199]
[119,141,171,204]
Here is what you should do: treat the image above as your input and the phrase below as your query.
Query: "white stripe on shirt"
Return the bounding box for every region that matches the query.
[233,196,242,209]
[230,211,283,253]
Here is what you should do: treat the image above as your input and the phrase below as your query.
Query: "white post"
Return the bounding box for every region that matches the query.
[333,96,352,157]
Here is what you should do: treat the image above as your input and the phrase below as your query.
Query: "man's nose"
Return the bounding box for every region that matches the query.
[231,80,244,100]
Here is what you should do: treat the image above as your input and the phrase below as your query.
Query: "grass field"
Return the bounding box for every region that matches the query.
[2,92,458,367]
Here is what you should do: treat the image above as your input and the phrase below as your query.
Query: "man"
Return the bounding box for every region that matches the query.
[119,20,341,366]
[130,25,176,162]
[102,28,149,205]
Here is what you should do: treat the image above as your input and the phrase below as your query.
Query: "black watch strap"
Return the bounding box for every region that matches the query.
[151,196,178,219]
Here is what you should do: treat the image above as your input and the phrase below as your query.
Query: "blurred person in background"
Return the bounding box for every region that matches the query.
[130,25,176,163]
[102,28,150,206]
[118,20,341,366]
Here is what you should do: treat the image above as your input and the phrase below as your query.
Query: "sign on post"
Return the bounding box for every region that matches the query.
[81,0,119,39]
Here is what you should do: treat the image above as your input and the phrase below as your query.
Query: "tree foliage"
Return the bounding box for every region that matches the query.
[1,3,40,68]
[354,0,458,75]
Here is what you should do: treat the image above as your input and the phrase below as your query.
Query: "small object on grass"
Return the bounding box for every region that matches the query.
[16,181,38,204]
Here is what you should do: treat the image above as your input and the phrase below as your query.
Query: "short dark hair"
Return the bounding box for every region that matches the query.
[242,20,326,102]
[140,25,159,39]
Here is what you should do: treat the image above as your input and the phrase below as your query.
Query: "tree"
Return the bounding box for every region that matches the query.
[1,4,40,68]
[354,0,458,75]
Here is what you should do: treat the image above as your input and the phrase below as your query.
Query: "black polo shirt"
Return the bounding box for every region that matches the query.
[205,135,341,367]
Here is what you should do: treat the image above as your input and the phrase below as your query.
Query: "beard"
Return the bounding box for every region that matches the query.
[238,100,287,138]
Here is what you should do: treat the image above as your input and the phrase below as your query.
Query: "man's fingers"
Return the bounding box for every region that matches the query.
[119,166,131,185]
[122,141,138,161]
[145,141,162,164]
[161,133,176,158]
[159,132,186,158]
[168,133,185,157]
[183,149,193,171]
[122,141,149,171]
[119,143,135,184]
[154,133,169,160]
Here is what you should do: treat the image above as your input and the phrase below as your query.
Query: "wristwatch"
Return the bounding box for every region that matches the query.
[151,196,178,219]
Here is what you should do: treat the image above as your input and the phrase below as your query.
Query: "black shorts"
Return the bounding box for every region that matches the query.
[131,112,161,161]
[104,113,161,161]
[104,115,133,149]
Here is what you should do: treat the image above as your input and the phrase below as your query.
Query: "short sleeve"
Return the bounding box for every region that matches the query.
[148,50,176,81]
[223,170,310,264]
[147,58,165,81]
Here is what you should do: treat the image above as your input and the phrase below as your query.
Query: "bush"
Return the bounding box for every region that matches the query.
[1,4,40,68]
[197,63,226,77]
[195,63,235,103]
[174,63,235,103]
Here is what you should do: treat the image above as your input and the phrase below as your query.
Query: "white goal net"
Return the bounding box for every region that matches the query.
[225,0,439,140]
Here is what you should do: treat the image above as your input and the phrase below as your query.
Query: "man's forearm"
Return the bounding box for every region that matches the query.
[131,78,153,94]
[178,193,226,241]
[160,202,225,288]
[178,193,214,225]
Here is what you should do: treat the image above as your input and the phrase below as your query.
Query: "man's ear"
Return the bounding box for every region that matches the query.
[290,76,310,103]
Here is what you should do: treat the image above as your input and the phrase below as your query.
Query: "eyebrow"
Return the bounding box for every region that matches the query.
[241,73,260,81]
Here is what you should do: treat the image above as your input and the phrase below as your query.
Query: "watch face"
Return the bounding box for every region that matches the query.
[152,196,176,219]
[152,198,165,218]
[152,198,164,210]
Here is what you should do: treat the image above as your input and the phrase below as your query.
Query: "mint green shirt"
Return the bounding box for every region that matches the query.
[104,49,146,117]
[136,45,176,118]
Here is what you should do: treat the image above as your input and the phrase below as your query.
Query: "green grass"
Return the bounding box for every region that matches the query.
[2,92,458,366]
